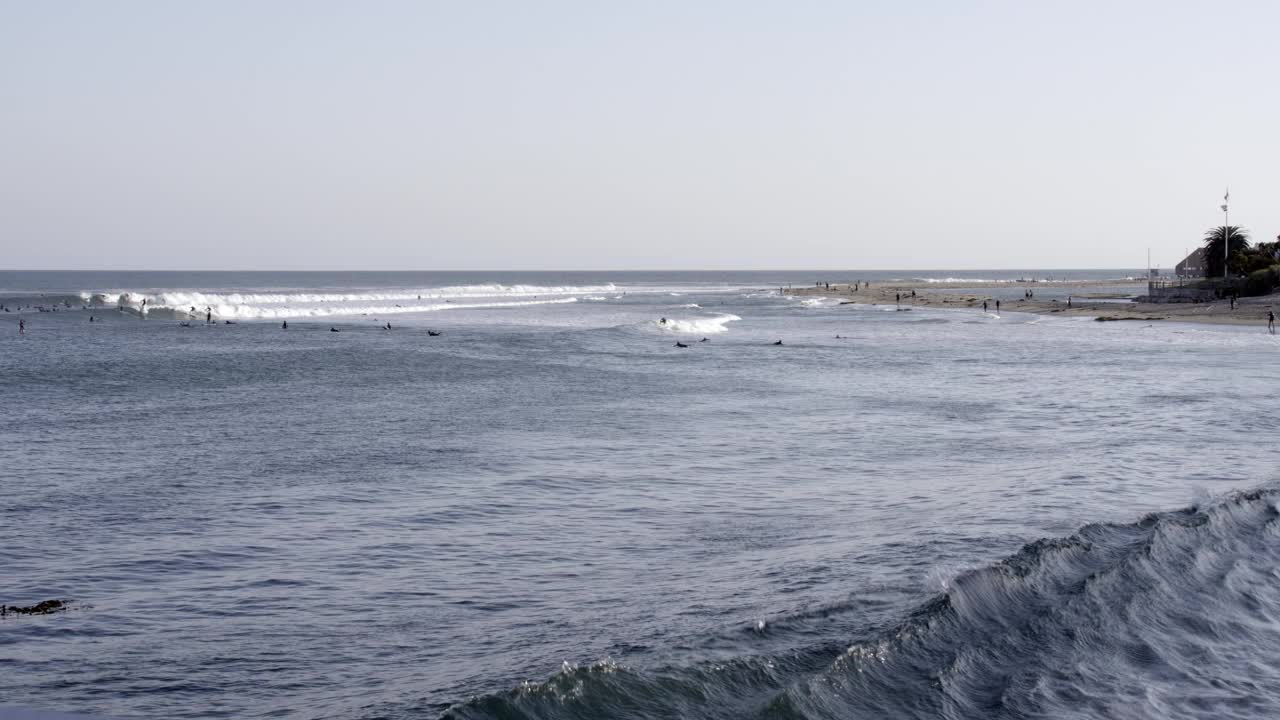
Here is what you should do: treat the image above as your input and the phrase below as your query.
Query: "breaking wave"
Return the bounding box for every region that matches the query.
[443,486,1280,719]
[76,286,601,319]
[654,314,741,335]
[82,283,616,307]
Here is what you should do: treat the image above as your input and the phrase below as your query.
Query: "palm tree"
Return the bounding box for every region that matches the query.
[1201,226,1251,278]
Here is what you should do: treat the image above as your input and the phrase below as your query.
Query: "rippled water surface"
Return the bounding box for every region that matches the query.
[2,271,1278,719]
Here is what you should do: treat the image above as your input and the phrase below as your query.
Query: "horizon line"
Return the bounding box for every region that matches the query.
[0,266,1147,273]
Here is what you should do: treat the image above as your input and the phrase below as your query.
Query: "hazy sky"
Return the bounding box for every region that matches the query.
[3,1,1278,270]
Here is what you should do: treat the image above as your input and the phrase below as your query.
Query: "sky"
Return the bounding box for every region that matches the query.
[2,1,1278,271]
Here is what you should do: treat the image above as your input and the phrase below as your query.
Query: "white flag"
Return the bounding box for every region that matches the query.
[1224,188,1230,202]
[1221,204,1229,212]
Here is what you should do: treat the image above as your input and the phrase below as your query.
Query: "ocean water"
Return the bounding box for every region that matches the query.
[2,270,1278,720]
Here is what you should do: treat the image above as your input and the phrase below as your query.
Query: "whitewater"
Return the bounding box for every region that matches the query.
[76,283,625,320]
[2,270,1277,720]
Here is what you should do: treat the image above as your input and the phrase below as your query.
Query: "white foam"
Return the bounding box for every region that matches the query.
[81,285,612,320]
[99,295,577,319]
[78,282,773,319]
[799,297,835,308]
[654,314,741,334]
[88,283,617,309]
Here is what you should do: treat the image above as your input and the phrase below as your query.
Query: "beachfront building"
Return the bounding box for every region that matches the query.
[1175,248,1206,278]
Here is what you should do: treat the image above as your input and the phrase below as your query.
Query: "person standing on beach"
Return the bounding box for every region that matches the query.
[18,318,25,335]
[983,300,988,312]
[1269,310,1275,333]
[896,293,901,306]
[995,300,1001,314]
[1068,296,1072,308]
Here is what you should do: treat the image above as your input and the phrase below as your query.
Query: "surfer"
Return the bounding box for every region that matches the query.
[982,300,988,312]
[700,337,709,342]
[18,319,25,335]
[995,300,1001,314]
[773,340,783,346]
[674,341,688,348]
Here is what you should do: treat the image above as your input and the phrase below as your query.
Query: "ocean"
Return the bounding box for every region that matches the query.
[2,270,1278,720]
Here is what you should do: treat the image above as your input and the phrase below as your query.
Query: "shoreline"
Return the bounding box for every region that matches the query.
[785,280,1279,328]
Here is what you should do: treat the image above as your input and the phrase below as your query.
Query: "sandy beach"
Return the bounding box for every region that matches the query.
[786,279,1279,328]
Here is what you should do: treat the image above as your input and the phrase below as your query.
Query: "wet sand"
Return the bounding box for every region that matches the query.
[786,280,1279,328]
